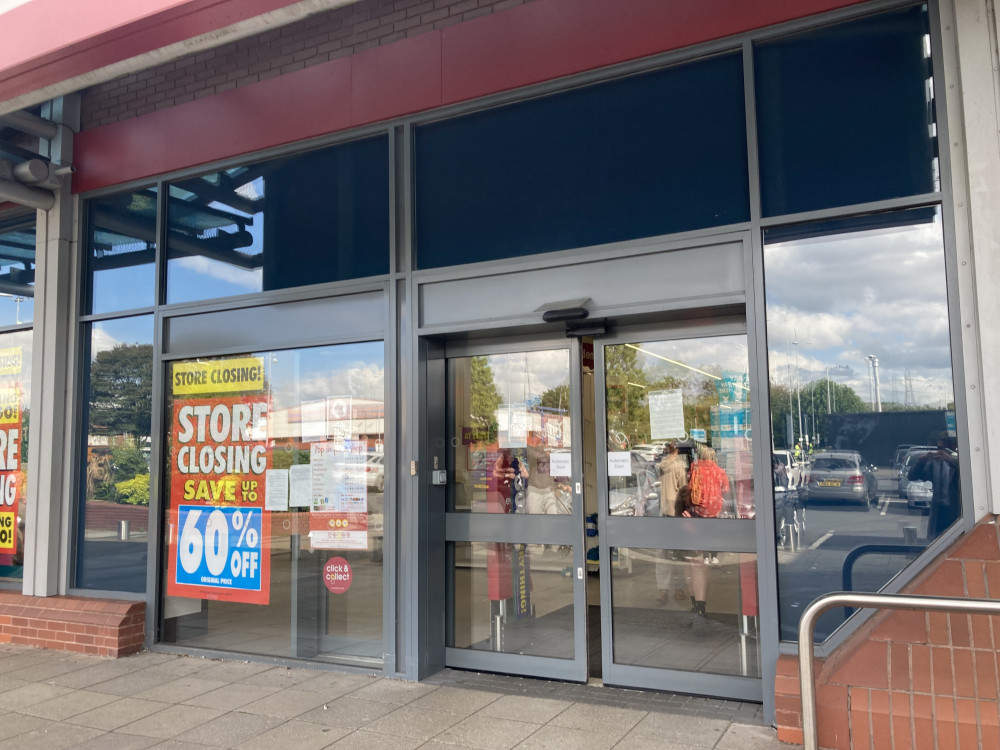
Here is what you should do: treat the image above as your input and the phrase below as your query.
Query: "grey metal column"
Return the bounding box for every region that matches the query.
[23,94,81,596]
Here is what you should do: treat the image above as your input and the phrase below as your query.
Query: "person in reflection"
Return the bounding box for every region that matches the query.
[909,432,960,539]
[684,446,731,615]
[491,448,528,514]
[525,443,572,515]
[655,442,689,604]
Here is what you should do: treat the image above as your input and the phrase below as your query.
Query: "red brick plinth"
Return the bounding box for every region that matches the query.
[0,592,145,657]
[777,517,1000,749]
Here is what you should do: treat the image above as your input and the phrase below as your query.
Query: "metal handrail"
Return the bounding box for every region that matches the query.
[798,591,1000,750]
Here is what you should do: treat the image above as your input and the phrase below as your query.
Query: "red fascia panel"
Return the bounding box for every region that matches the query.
[75,58,353,192]
[441,0,869,104]
[73,0,869,193]
[0,0,306,103]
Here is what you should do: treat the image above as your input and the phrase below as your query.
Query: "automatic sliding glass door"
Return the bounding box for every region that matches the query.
[596,321,762,700]
[443,341,588,682]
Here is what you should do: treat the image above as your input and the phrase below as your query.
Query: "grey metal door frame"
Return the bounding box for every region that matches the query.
[593,316,763,701]
[440,334,589,682]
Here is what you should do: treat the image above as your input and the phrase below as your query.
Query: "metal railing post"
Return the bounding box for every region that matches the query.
[798,591,1000,750]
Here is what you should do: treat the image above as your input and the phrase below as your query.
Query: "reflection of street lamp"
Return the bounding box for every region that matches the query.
[825,364,849,412]
[865,355,882,412]
[794,339,803,446]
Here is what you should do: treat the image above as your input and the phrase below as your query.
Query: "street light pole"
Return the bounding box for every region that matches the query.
[794,339,803,447]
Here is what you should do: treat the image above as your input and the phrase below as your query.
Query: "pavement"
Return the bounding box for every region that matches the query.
[0,643,790,749]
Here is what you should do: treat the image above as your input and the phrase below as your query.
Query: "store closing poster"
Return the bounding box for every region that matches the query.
[167,356,272,605]
[0,347,23,566]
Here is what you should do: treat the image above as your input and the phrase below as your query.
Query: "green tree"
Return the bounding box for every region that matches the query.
[540,384,570,413]
[605,344,648,446]
[470,356,501,444]
[115,473,150,505]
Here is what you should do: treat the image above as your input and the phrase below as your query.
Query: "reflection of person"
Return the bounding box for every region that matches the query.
[657,442,688,517]
[909,432,960,538]
[773,457,789,488]
[525,444,571,514]
[491,449,528,514]
[656,442,688,604]
[684,447,731,615]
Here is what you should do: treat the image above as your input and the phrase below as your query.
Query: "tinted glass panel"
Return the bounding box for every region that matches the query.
[76,316,154,592]
[86,188,158,314]
[415,53,749,269]
[166,137,389,304]
[765,208,959,642]
[162,342,385,664]
[0,216,35,326]
[0,330,30,582]
[755,6,938,217]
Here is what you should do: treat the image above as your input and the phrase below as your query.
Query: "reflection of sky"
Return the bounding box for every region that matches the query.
[635,335,749,382]
[265,342,384,409]
[91,315,155,357]
[486,350,570,404]
[764,212,955,408]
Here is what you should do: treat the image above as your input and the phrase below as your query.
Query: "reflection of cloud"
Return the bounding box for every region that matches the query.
[266,345,385,408]
[765,214,956,407]
[487,350,570,402]
[172,256,261,290]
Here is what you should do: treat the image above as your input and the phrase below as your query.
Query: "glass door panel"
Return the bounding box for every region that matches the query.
[445,345,586,681]
[598,328,762,699]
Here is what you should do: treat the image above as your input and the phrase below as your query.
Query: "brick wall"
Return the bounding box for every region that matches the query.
[0,592,145,657]
[776,518,1000,749]
[81,0,533,130]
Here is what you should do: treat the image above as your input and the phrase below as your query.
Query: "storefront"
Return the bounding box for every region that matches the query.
[0,0,988,725]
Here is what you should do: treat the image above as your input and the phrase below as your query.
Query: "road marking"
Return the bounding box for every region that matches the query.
[879,495,890,515]
[809,531,835,550]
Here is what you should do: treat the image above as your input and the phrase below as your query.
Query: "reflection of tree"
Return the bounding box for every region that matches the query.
[540,384,570,412]
[606,345,647,444]
[770,379,868,448]
[89,344,153,437]
[87,343,153,505]
[470,356,501,444]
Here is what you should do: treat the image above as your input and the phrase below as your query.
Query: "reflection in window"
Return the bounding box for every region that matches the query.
[448,351,574,515]
[76,316,154,592]
[161,342,385,664]
[166,137,389,304]
[0,330,31,582]
[604,337,754,520]
[0,215,35,326]
[85,188,157,314]
[764,207,959,641]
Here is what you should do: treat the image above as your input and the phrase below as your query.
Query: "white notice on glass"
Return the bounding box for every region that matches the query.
[550,452,572,478]
[264,469,289,511]
[648,388,686,440]
[288,464,312,508]
[607,451,632,477]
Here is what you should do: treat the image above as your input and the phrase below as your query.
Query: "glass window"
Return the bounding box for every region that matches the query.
[415,53,749,269]
[611,548,760,678]
[76,316,154,592]
[85,188,158,314]
[448,350,574,514]
[755,6,938,217]
[161,342,385,664]
[0,216,35,326]
[0,330,31,582]
[764,207,959,642]
[166,136,390,305]
[449,541,575,659]
[604,336,754,519]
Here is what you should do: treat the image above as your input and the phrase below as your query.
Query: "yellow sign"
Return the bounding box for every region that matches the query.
[0,387,19,425]
[173,357,265,395]
[0,347,22,377]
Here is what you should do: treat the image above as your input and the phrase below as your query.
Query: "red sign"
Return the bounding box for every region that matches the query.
[323,557,352,593]
[166,393,272,604]
[0,385,22,564]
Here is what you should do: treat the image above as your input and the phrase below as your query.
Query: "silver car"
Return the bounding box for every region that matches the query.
[802,450,877,508]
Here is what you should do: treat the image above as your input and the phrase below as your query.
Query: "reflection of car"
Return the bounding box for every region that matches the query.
[802,450,877,508]
[609,452,659,516]
[897,447,935,495]
[906,479,933,510]
[632,444,664,463]
[772,449,803,487]
[366,453,384,492]
[891,444,916,471]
